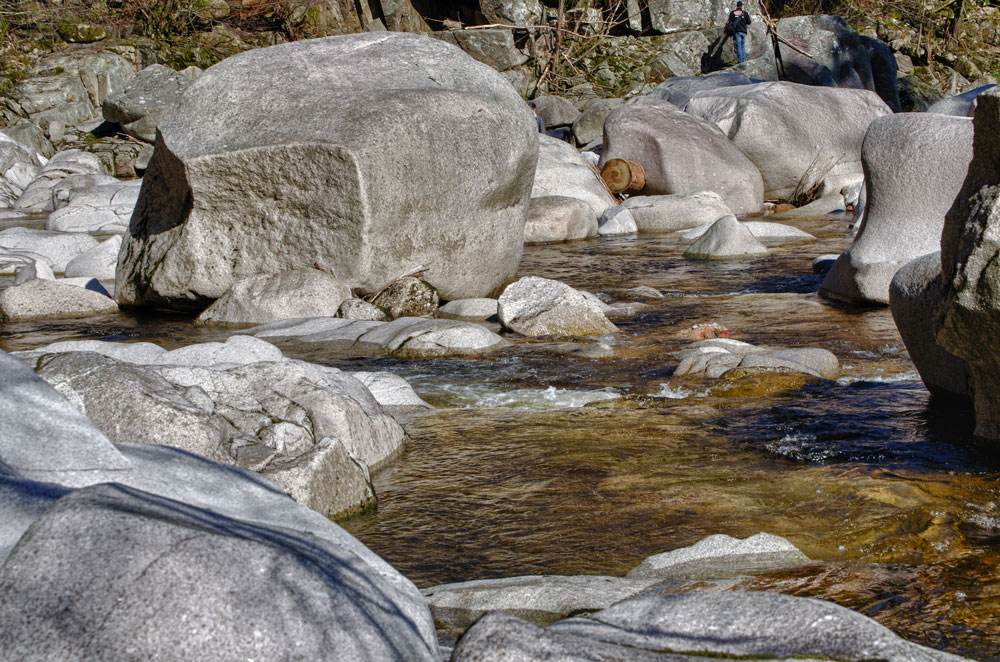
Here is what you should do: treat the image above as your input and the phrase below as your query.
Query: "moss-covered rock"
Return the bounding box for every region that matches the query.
[56,20,107,44]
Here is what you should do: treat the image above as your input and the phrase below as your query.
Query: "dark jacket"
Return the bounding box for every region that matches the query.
[726,9,750,34]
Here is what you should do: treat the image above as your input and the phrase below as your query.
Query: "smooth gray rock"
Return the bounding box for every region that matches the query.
[11,73,95,131]
[549,592,966,662]
[438,298,499,321]
[424,575,661,632]
[351,371,432,410]
[102,63,200,142]
[820,113,973,305]
[571,98,622,146]
[927,83,996,117]
[647,0,760,33]
[197,269,353,324]
[356,316,508,357]
[532,135,616,222]
[621,191,732,233]
[627,532,810,579]
[775,16,875,92]
[683,215,768,260]
[13,258,54,284]
[14,150,106,212]
[245,314,507,357]
[479,0,543,26]
[0,351,131,486]
[890,253,970,399]
[452,611,675,662]
[676,339,838,380]
[45,178,140,233]
[598,204,638,236]
[686,81,891,202]
[1,123,55,159]
[63,235,121,279]
[525,195,599,243]
[531,95,581,128]
[648,72,756,108]
[498,276,619,337]
[434,29,528,72]
[338,298,391,321]
[370,276,439,319]
[599,97,763,216]
[0,135,44,207]
[0,278,117,320]
[116,33,536,310]
[0,482,440,661]
[28,48,137,108]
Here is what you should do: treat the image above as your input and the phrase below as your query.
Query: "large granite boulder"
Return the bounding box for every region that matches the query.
[116,33,537,311]
[820,113,973,305]
[20,336,405,518]
[102,63,201,142]
[0,482,439,661]
[0,227,98,272]
[14,150,106,212]
[571,98,622,146]
[937,88,1000,439]
[775,16,875,91]
[889,253,970,400]
[45,178,140,233]
[599,97,763,215]
[0,348,439,662]
[532,134,616,221]
[686,81,891,202]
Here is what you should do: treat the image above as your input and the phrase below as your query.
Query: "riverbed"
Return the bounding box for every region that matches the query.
[2,210,997,659]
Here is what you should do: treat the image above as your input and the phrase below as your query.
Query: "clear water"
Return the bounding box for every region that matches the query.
[3,211,998,659]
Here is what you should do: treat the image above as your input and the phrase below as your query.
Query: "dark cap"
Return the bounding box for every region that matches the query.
[736,1,742,5]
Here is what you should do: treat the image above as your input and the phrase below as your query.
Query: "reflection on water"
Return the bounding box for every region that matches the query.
[2,213,998,659]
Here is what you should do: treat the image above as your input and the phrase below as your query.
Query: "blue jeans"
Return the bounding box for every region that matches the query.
[734,32,746,63]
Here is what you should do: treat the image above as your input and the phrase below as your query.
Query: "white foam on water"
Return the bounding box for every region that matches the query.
[765,432,835,462]
[433,384,622,409]
[653,382,705,399]
[836,371,921,386]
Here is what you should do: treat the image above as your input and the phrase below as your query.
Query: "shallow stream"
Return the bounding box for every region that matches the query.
[2,211,998,659]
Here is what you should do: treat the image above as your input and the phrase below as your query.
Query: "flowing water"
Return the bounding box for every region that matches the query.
[3,210,999,659]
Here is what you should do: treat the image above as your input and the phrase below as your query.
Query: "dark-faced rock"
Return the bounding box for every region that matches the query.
[531,95,581,128]
[116,33,536,310]
[820,113,972,305]
[433,29,528,72]
[571,98,622,146]
[525,195,598,243]
[198,269,353,324]
[369,275,440,319]
[775,16,874,91]
[890,253,970,400]
[686,81,891,202]
[498,276,619,337]
[102,64,200,142]
[600,97,763,215]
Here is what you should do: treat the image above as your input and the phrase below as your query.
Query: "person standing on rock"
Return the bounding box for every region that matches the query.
[725,1,751,64]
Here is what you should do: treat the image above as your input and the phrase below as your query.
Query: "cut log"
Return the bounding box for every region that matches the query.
[601,158,646,194]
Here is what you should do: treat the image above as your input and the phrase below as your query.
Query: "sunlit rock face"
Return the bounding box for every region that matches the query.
[116,32,537,311]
